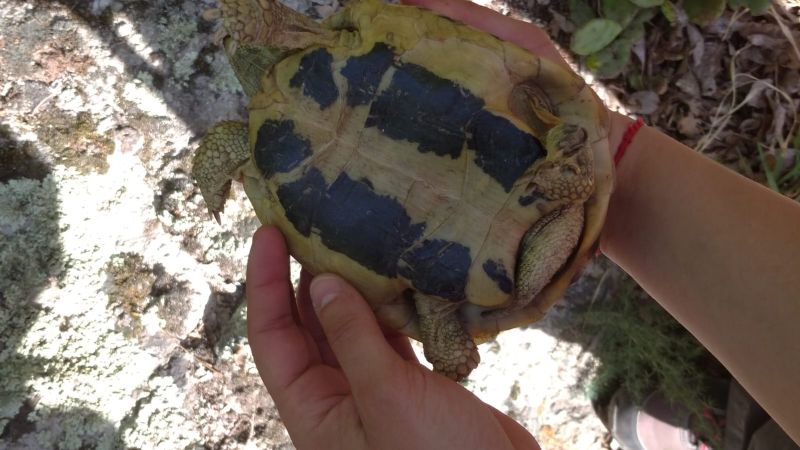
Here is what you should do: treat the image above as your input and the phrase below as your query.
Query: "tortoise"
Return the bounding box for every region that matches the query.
[193,0,612,380]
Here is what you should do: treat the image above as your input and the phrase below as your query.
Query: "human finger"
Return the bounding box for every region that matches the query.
[301,268,417,364]
[382,328,419,362]
[402,0,569,68]
[246,225,320,391]
[297,268,341,366]
[489,406,542,450]
[309,274,404,392]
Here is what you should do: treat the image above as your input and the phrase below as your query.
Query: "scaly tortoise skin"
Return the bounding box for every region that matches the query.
[193,0,612,380]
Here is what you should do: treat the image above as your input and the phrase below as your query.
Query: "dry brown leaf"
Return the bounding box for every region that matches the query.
[627,91,660,115]
[678,115,703,137]
[739,117,763,134]
[744,79,770,108]
[748,33,784,48]
[686,24,705,67]
[778,70,799,95]
[694,42,724,96]
[767,96,788,148]
[675,70,701,97]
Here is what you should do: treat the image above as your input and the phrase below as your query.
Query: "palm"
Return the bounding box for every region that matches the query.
[247,226,539,449]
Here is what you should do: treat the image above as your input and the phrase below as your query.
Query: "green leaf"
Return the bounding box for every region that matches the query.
[660,1,677,25]
[634,6,659,24]
[728,0,770,15]
[569,0,597,27]
[628,0,662,6]
[571,19,624,55]
[601,0,639,28]
[587,38,634,78]
[778,153,800,186]
[588,7,655,79]
[683,0,726,25]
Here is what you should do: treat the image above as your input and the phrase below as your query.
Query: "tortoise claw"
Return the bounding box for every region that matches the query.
[211,209,222,225]
[192,121,250,225]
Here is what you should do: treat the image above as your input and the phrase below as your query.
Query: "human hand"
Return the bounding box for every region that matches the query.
[246,225,540,450]
[402,0,569,69]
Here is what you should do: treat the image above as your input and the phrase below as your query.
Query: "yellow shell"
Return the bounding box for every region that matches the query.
[238,0,611,340]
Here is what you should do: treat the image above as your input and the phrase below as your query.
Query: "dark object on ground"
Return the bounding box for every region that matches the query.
[599,380,799,450]
[724,380,799,450]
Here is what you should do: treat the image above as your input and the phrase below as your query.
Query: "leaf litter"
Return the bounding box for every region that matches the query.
[511,0,800,199]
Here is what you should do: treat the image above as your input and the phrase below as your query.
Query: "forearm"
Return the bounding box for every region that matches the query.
[600,112,800,442]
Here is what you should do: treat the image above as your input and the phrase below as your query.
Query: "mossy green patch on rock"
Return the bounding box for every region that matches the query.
[149,264,193,336]
[105,253,156,339]
[35,109,114,174]
[105,254,195,338]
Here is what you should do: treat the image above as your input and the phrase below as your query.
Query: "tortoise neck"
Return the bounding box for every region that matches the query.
[224,38,286,97]
[220,0,333,51]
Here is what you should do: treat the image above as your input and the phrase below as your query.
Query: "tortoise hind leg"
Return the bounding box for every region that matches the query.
[483,203,583,320]
[192,121,250,223]
[415,294,480,381]
[514,203,584,311]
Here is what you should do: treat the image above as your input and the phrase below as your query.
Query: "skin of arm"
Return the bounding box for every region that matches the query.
[601,112,800,443]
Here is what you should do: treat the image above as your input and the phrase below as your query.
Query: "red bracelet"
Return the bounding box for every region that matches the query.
[596,117,645,258]
[614,117,645,166]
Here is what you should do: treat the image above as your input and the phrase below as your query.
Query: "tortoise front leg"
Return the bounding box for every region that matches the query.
[414,294,480,381]
[511,80,594,204]
[192,121,250,223]
[528,123,595,203]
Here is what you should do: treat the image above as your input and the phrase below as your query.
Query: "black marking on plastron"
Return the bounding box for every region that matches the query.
[467,110,545,192]
[359,177,374,189]
[275,168,327,236]
[341,43,395,106]
[482,259,512,294]
[254,120,313,177]
[289,48,339,109]
[366,63,484,158]
[278,169,427,276]
[518,191,546,207]
[315,173,425,276]
[399,239,472,302]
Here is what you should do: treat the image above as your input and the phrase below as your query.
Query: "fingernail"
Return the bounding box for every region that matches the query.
[309,275,343,312]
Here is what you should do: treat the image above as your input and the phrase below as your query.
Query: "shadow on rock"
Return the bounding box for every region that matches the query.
[33,0,246,135]
[2,403,121,450]
[0,125,122,448]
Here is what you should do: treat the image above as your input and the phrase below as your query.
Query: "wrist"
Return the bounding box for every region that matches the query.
[599,109,644,255]
[607,110,635,160]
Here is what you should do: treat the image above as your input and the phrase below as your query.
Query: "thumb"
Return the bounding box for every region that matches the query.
[310,274,402,389]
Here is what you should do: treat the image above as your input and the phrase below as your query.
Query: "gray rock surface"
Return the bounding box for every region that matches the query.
[0,0,607,448]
